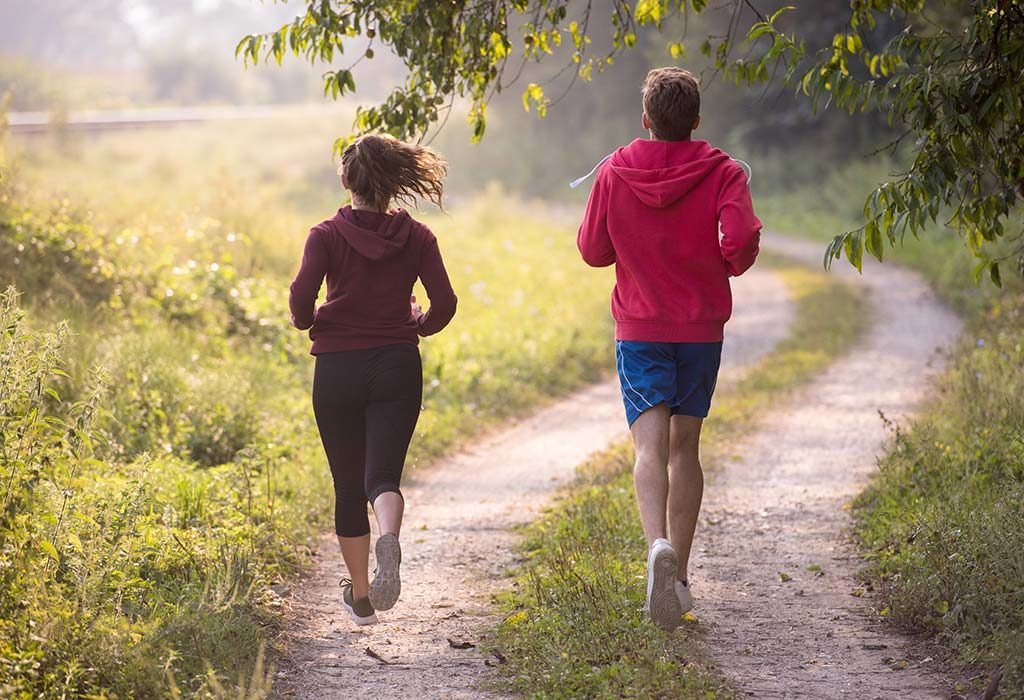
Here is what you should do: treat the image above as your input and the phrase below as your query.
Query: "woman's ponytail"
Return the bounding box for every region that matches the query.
[340,134,447,211]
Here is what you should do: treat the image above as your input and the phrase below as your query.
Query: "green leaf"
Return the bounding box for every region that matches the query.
[234,36,251,60]
[40,540,59,563]
[864,220,884,262]
[844,232,864,272]
[988,261,1002,287]
[747,23,773,42]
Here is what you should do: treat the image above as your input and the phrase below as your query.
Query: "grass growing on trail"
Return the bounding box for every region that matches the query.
[490,258,867,699]
[759,167,1024,697]
[0,119,613,698]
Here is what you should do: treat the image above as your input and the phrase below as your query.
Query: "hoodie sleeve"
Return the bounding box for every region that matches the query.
[718,163,762,277]
[577,165,616,268]
[417,233,457,336]
[288,226,329,330]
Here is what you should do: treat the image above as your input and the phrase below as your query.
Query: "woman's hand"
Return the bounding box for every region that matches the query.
[410,294,424,324]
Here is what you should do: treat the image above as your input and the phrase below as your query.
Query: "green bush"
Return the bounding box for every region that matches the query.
[0,288,322,698]
[96,330,263,467]
[0,200,119,309]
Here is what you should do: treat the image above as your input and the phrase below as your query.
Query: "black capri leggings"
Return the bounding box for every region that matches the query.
[312,343,422,537]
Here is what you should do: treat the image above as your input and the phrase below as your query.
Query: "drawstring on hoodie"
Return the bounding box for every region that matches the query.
[569,154,752,190]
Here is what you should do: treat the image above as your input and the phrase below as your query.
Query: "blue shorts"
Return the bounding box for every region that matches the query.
[616,340,723,426]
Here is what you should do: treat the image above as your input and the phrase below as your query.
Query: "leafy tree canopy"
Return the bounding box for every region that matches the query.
[240,1,1024,281]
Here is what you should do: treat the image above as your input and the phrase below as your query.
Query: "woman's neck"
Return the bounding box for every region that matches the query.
[350,196,387,213]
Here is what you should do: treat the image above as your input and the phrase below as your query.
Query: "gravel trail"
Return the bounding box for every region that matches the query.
[693,234,961,698]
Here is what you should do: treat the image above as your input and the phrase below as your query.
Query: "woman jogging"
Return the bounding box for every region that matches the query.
[289,134,457,626]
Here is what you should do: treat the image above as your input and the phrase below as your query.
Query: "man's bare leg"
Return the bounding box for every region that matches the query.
[630,404,671,544]
[631,403,683,630]
[667,415,704,583]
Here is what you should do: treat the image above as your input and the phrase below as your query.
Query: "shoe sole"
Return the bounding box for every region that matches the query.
[341,598,378,626]
[647,545,682,631]
[369,533,401,611]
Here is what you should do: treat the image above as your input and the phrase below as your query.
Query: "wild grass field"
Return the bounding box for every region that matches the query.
[757,163,1024,697]
[0,116,613,698]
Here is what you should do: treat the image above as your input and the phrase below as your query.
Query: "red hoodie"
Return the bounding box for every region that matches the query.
[577,139,761,343]
[289,206,457,355]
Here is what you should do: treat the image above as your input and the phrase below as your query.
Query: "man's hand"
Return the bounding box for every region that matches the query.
[410,294,424,324]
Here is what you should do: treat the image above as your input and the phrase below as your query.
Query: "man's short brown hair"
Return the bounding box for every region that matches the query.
[642,67,700,141]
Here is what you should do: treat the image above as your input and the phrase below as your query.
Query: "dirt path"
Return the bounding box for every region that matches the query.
[693,234,962,698]
[274,266,793,699]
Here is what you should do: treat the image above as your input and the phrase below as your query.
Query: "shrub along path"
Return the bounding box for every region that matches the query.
[273,264,793,699]
[694,235,961,698]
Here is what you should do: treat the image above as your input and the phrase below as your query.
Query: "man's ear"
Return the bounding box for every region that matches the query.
[642,112,651,131]
[692,115,701,132]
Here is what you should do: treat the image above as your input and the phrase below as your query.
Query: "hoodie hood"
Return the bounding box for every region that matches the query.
[608,139,732,209]
[333,206,413,260]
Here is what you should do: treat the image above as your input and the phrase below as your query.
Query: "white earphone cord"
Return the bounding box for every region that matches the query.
[569,155,752,190]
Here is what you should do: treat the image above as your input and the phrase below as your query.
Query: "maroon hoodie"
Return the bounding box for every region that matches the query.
[289,206,457,354]
[577,139,761,343]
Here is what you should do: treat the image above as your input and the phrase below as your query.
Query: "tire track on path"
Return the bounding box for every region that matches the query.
[694,234,962,699]
[275,264,793,699]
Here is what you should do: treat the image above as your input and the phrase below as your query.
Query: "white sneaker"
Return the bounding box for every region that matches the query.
[675,579,693,614]
[645,538,682,631]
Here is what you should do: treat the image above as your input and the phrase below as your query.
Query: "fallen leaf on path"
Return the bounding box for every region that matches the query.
[861,643,888,650]
[364,647,390,665]
[851,587,865,597]
[778,572,793,582]
[447,638,475,649]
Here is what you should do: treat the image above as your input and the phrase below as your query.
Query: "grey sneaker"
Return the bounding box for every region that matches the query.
[340,579,378,626]
[675,579,694,614]
[645,538,682,631]
[369,533,402,611]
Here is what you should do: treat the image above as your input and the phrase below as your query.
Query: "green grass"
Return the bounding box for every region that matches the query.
[757,164,1024,697]
[490,258,868,699]
[0,118,615,698]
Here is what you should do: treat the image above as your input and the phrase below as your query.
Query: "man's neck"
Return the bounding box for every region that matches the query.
[647,131,692,142]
